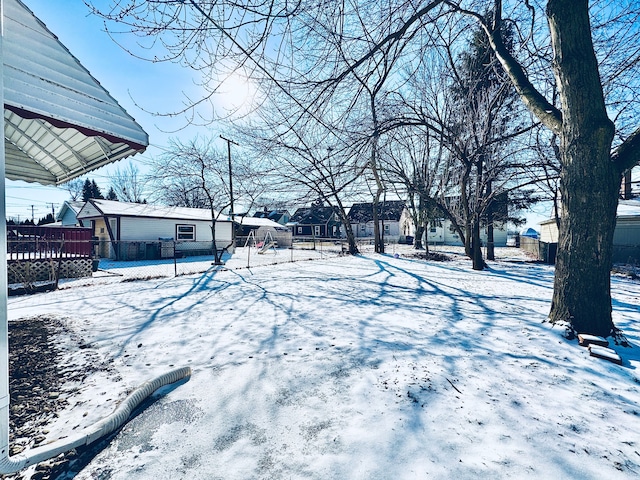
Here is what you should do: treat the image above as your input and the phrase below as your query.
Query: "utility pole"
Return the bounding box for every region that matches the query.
[28,205,35,223]
[220,135,239,245]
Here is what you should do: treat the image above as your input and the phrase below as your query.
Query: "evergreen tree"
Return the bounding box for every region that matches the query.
[91,180,104,199]
[106,187,118,201]
[82,179,93,201]
[82,178,106,201]
[447,19,522,269]
[37,213,55,225]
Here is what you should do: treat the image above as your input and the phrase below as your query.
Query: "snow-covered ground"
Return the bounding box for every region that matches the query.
[8,247,640,479]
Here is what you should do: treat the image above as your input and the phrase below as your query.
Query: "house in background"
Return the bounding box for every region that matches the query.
[56,201,86,226]
[288,206,342,239]
[426,219,509,247]
[346,201,412,241]
[253,208,291,226]
[77,199,233,260]
[539,198,640,263]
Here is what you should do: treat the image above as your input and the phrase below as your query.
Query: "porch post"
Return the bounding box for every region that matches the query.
[0,0,11,459]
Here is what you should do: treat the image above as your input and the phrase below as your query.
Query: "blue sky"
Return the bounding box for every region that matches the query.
[6,0,213,222]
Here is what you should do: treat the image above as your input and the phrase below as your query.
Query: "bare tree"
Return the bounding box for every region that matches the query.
[63,178,84,201]
[382,125,447,252]
[150,138,240,264]
[244,111,366,254]
[448,1,640,336]
[91,0,640,336]
[110,162,146,203]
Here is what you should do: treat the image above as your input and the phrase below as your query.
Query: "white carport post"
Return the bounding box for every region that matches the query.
[0,3,190,472]
[0,0,10,459]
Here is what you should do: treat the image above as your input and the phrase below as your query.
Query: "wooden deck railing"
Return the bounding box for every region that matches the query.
[7,225,93,261]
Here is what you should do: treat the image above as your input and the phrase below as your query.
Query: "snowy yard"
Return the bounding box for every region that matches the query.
[7,247,640,479]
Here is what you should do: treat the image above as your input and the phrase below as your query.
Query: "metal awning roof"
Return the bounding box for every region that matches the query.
[1,1,150,469]
[2,0,149,185]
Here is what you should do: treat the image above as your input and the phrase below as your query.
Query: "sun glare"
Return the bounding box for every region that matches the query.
[216,71,257,114]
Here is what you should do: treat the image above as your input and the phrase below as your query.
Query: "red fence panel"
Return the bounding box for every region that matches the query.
[7,225,92,260]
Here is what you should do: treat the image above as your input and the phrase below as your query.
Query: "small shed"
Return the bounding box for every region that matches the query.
[77,199,233,260]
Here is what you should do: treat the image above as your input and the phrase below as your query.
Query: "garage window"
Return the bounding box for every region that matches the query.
[176,224,195,240]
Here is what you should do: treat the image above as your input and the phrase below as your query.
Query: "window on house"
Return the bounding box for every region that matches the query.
[314,225,321,237]
[298,226,303,234]
[430,227,436,233]
[176,224,195,241]
[100,227,105,234]
[360,224,366,232]
[384,224,390,233]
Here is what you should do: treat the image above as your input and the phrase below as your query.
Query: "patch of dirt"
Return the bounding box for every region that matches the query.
[612,264,640,281]
[402,251,452,262]
[7,317,109,480]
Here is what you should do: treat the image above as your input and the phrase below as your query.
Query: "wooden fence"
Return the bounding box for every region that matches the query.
[7,225,92,260]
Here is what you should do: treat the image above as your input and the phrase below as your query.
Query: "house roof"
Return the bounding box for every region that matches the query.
[237,216,288,229]
[77,199,229,222]
[347,201,406,223]
[618,199,640,219]
[3,0,149,185]
[289,206,340,225]
[56,201,85,221]
[540,198,640,225]
[253,209,289,222]
[520,227,540,238]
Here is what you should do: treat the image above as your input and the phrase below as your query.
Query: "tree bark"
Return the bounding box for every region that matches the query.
[471,216,484,270]
[414,224,425,250]
[486,180,495,261]
[546,0,618,336]
[424,220,430,253]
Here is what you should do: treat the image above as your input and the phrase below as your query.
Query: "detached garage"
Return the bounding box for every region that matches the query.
[613,200,640,263]
[77,199,234,260]
[539,199,640,264]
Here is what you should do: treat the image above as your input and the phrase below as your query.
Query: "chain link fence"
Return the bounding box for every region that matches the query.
[8,235,429,291]
[89,238,354,282]
[9,234,547,292]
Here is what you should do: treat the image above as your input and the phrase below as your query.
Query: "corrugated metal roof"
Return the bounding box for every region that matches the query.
[3,0,149,185]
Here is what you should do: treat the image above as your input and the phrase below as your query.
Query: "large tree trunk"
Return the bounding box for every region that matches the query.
[547,0,617,336]
[486,221,495,261]
[210,217,223,265]
[486,180,495,261]
[414,224,425,250]
[471,217,485,270]
[342,217,359,255]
